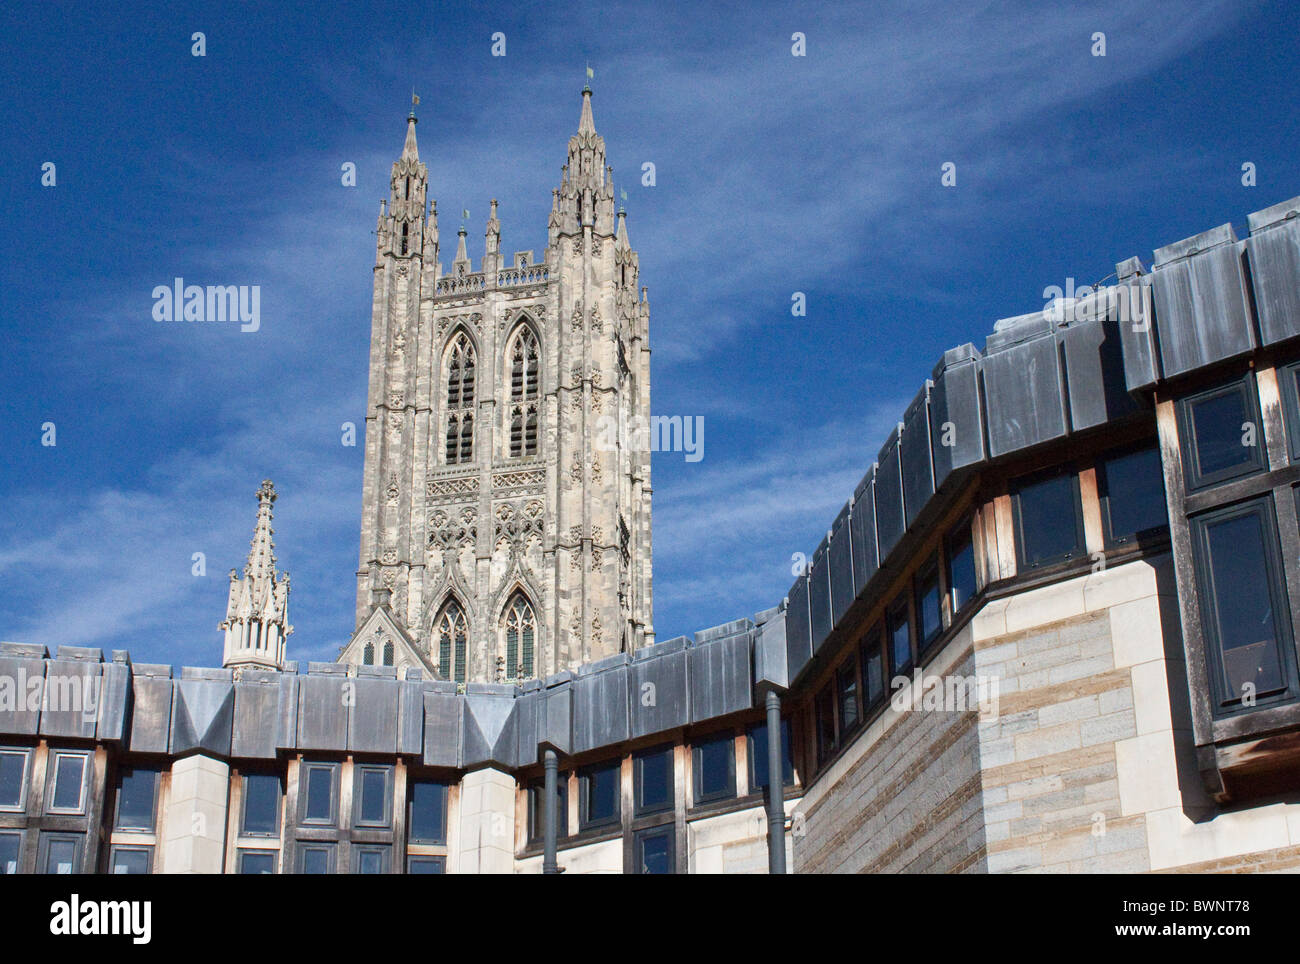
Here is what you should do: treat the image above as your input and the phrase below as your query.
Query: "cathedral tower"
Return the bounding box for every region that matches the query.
[345,88,654,684]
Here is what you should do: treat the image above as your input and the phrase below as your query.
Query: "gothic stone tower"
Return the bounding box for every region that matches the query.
[347,88,653,685]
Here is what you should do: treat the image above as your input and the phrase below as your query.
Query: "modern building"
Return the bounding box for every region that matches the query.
[4,89,1300,874]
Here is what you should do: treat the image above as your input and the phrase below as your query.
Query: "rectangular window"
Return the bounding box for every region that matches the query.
[408,855,446,874]
[0,748,30,812]
[39,833,81,874]
[634,746,674,815]
[1178,376,1264,491]
[527,778,568,843]
[947,522,978,616]
[241,773,281,837]
[108,845,152,875]
[888,598,912,677]
[579,761,620,830]
[1190,497,1297,715]
[298,843,336,874]
[692,733,736,805]
[915,555,943,652]
[0,832,20,874]
[114,767,158,832]
[860,626,886,710]
[300,762,339,826]
[353,765,392,829]
[814,683,836,765]
[748,719,794,793]
[46,751,88,814]
[353,846,390,874]
[633,825,675,874]
[237,849,277,874]
[409,780,449,844]
[1012,469,1085,570]
[836,661,860,735]
[1098,444,1169,546]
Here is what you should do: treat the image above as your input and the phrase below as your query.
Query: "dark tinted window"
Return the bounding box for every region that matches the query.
[408,855,445,874]
[1100,445,1168,544]
[861,630,885,707]
[581,762,620,828]
[50,755,86,812]
[815,684,836,764]
[303,765,335,824]
[238,850,276,874]
[0,833,19,874]
[748,719,794,792]
[115,768,158,831]
[693,734,735,804]
[354,847,388,874]
[409,781,449,843]
[300,845,333,874]
[1193,499,1296,713]
[888,600,911,676]
[356,767,390,826]
[635,747,673,814]
[837,662,860,733]
[42,835,79,874]
[916,558,942,649]
[109,846,150,874]
[527,778,568,842]
[1185,382,1261,486]
[1013,471,1084,569]
[0,751,26,809]
[242,773,280,835]
[948,524,977,614]
[635,827,674,874]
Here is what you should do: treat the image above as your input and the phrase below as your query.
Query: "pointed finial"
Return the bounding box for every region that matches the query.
[401,110,419,160]
[578,82,595,134]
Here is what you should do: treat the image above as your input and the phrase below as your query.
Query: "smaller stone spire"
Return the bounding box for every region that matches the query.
[616,208,630,249]
[401,112,419,161]
[578,84,596,135]
[485,199,500,256]
[221,480,292,671]
[453,225,470,271]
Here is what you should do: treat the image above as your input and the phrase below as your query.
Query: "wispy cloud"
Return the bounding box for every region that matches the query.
[0,0,1265,665]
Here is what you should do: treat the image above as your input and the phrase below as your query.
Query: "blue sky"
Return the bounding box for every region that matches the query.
[1,0,1297,669]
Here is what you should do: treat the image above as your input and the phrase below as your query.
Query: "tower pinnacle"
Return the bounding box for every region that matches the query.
[221,479,292,671]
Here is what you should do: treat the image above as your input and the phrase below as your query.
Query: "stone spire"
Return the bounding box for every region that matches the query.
[558,86,614,237]
[578,84,596,135]
[402,110,420,161]
[221,480,292,671]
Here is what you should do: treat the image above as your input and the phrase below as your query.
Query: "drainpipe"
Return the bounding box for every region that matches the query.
[543,747,559,875]
[765,690,786,874]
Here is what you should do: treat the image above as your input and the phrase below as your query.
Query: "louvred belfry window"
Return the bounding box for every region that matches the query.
[503,592,536,680]
[508,326,540,458]
[444,333,475,464]
[435,600,468,683]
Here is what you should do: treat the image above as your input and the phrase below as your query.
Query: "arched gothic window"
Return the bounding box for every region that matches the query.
[503,592,536,680]
[507,326,539,458]
[383,640,394,666]
[363,642,374,665]
[435,599,468,683]
[444,332,476,464]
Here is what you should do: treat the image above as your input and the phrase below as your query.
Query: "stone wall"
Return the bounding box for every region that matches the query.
[793,632,987,874]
